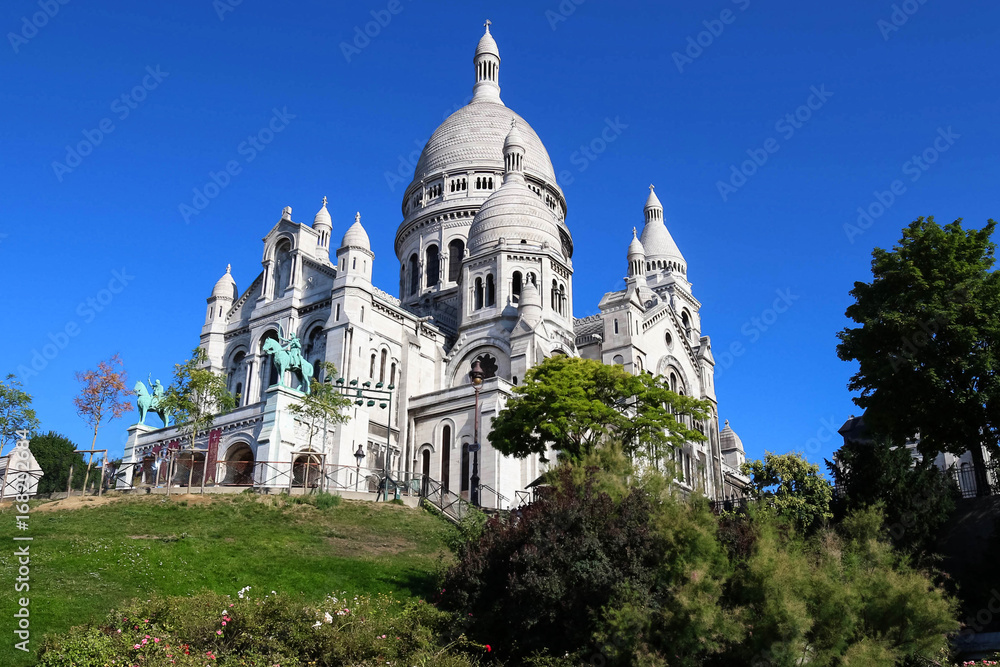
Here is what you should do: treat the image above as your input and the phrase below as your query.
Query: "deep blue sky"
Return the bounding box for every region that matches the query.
[2,0,998,467]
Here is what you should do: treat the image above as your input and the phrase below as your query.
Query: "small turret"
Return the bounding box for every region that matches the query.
[627,227,645,280]
[335,212,374,284]
[313,196,332,258]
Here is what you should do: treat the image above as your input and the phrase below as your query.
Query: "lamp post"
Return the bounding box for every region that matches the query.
[354,444,365,492]
[468,359,484,507]
[336,377,394,500]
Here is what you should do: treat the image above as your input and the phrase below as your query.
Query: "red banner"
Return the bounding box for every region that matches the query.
[206,429,221,484]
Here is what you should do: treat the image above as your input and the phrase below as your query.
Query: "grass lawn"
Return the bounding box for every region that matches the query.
[0,492,456,667]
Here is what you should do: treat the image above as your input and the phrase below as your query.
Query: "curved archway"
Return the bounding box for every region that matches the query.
[221,443,254,485]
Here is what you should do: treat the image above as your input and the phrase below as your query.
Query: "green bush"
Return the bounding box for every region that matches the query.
[37,589,484,667]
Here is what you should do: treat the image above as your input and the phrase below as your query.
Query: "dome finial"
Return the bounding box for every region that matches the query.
[226,263,231,274]
[355,211,361,224]
[473,21,502,104]
[632,227,637,238]
[484,18,492,32]
[322,195,328,207]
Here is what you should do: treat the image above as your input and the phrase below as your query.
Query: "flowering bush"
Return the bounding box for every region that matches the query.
[36,588,484,666]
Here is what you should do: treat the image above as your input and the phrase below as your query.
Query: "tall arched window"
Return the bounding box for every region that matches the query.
[682,311,692,340]
[379,349,387,384]
[408,253,419,296]
[448,240,464,282]
[551,280,558,310]
[485,274,496,307]
[474,277,484,310]
[260,332,280,395]
[369,353,376,379]
[558,283,566,315]
[425,245,440,287]
[461,443,470,493]
[441,425,452,492]
[389,362,396,386]
[273,240,292,298]
[512,271,522,302]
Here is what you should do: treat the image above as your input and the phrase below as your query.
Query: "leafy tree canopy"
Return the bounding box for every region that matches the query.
[289,362,353,450]
[837,216,1000,494]
[0,373,40,455]
[741,452,833,533]
[29,431,91,494]
[827,434,957,557]
[74,354,133,450]
[489,356,710,464]
[159,348,235,450]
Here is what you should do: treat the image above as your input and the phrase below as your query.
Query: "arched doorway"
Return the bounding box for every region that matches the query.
[171,451,206,487]
[292,451,323,489]
[222,444,254,485]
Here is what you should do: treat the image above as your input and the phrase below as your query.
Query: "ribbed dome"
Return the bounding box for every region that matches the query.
[719,420,744,453]
[640,220,685,265]
[467,182,562,255]
[410,103,557,188]
[627,227,645,257]
[211,265,237,299]
[341,213,371,251]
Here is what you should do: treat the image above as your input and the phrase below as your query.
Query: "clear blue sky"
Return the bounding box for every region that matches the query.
[2,0,998,467]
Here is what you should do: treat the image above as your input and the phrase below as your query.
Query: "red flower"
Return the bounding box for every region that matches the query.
[485,644,492,652]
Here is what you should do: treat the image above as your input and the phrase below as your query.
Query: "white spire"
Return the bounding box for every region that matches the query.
[502,120,525,184]
[472,21,502,104]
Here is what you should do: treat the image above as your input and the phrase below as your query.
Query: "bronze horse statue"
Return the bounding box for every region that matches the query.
[134,380,171,427]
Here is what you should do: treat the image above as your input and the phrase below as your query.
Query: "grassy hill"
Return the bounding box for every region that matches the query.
[0,492,455,667]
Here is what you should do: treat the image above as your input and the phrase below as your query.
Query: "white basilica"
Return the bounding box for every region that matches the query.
[121,24,748,506]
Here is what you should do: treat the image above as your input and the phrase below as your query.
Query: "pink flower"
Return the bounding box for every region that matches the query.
[216,630,223,635]
[153,638,160,643]
[133,644,141,649]
[222,621,227,626]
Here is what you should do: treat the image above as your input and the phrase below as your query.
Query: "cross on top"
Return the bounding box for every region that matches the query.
[322,196,327,207]
[649,184,655,192]
[355,212,361,224]
[484,19,492,30]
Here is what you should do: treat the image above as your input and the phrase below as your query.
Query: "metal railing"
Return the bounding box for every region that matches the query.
[422,477,474,524]
[478,483,511,511]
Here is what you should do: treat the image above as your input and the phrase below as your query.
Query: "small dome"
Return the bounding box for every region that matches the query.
[519,280,541,308]
[313,196,331,229]
[475,23,499,59]
[340,212,371,251]
[504,120,525,151]
[645,186,663,212]
[719,420,745,453]
[467,182,564,255]
[211,264,237,300]
[627,227,645,257]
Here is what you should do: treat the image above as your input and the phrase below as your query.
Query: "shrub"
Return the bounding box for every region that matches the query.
[37,589,483,667]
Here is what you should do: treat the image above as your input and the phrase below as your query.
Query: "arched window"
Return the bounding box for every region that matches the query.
[670,373,678,392]
[526,272,536,285]
[260,331,280,394]
[390,362,396,386]
[474,277,484,310]
[369,353,376,378]
[614,319,619,335]
[612,354,624,365]
[408,253,419,296]
[682,311,692,340]
[486,274,496,307]
[512,271,522,302]
[551,280,558,310]
[379,349,387,384]
[448,239,464,283]
[441,425,452,492]
[425,245,440,287]
[558,282,566,315]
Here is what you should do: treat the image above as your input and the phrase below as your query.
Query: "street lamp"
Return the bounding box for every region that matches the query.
[354,444,365,492]
[335,379,395,500]
[468,358,484,507]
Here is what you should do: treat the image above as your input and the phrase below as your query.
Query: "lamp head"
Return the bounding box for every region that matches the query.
[469,358,485,386]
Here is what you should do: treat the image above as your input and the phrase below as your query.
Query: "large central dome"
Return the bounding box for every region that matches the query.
[411,102,558,186]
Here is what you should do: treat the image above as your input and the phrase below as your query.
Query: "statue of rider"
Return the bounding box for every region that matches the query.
[149,375,164,404]
[279,331,303,370]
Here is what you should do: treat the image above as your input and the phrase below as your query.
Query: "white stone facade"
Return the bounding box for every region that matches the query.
[121,25,735,505]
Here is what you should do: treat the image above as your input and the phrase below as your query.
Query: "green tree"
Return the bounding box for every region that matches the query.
[742,452,833,533]
[30,431,90,494]
[489,356,710,465]
[827,435,957,557]
[837,216,1000,495]
[0,373,40,456]
[288,362,352,452]
[159,348,235,454]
